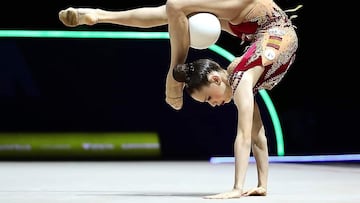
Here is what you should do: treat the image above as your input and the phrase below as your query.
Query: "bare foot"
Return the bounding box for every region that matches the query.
[58,7,98,27]
[165,76,184,110]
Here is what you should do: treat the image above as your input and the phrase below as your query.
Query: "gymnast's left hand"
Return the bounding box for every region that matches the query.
[242,186,267,196]
[203,188,243,199]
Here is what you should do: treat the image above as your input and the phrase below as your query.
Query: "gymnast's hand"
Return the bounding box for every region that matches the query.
[242,186,267,196]
[203,188,243,199]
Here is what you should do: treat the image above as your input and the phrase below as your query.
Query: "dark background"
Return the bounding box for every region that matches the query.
[0,0,358,159]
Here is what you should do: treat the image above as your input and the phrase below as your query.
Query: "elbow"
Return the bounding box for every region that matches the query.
[234,132,252,147]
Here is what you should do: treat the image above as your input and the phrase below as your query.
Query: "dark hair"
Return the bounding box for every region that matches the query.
[173,58,223,94]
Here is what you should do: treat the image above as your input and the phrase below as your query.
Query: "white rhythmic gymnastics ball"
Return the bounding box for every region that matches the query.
[188,12,221,49]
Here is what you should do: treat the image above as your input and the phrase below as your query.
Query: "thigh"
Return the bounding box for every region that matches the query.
[166,0,251,20]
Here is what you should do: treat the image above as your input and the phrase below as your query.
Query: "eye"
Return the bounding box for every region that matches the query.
[206,96,212,102]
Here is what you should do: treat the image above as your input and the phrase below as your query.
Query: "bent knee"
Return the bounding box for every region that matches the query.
[165,0,184,15]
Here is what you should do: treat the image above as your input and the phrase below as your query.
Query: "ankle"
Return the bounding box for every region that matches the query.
[166,96,183,99]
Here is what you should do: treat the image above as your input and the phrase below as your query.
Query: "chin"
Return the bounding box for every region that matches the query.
[225,98,232,104]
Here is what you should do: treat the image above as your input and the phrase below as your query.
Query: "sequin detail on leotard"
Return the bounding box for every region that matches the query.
[228,0,298,94]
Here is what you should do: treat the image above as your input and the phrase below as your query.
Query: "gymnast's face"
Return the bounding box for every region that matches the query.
[191,72,232,107]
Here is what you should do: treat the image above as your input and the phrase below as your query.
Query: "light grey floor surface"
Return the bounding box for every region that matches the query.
[0,161,359,203]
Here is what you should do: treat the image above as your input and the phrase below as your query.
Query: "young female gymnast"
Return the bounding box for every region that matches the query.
[59,0,299,198]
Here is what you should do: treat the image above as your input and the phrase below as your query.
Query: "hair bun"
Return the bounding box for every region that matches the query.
[173,64,188,83]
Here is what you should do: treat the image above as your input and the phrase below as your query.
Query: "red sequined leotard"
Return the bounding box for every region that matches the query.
[228,0,298,94]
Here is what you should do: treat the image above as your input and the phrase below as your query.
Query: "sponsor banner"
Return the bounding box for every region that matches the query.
[0,132,160,158]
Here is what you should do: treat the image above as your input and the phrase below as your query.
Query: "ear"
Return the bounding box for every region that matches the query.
[209,74,222,85]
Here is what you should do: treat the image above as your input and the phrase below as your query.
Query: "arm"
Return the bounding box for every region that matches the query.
[204,70,255,199]
[232,73,254,191]
[243,102,268,196]
[204,63,265,199]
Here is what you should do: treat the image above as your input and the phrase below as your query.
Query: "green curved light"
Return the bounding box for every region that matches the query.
[0,30,284,156]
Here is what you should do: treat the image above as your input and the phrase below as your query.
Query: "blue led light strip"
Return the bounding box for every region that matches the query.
[210,154,360,164]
